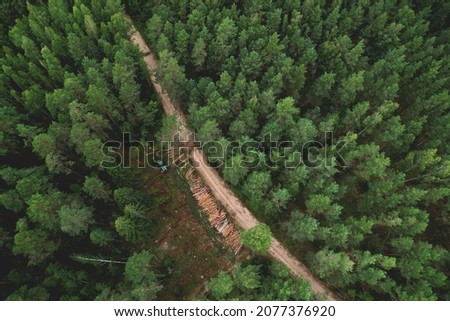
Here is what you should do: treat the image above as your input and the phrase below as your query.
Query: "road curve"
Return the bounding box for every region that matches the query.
[129,20,338,301]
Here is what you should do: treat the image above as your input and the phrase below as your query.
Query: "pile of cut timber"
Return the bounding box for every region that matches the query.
[185,167,242,254]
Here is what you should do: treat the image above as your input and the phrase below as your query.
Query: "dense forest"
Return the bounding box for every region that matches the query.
[0,0,169,300]
[0,0,314,301]
[129,0,449,300]
[1,0,449,301]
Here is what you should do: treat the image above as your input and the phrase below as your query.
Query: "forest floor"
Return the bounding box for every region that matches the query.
[137,165,233,299]
[129,20,338,301]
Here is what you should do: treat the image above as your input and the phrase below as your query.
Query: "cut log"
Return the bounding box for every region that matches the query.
[185,169,242,254]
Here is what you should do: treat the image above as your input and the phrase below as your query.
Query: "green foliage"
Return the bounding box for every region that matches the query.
[243,171,272,209]
[192,37,207,70]
[234,264,261,291]
[125,251,155,284]
[0,190,25,213]
[0,0,164,300]
[114,203,152,243]
[89,228,114,246]
[271,188,291,212]
[43,263,88,299]
[112,49,141,110]
[27,191,64,231]
[264,273,313,300]
[59,200,94,236]
[287,210,319,242]
[6,286,49,301]
[114,216,138,242]
[83,139,104,168]
[306,194,332,215]
[113,187,141,209]
[0,106,21,155]
[157,50,187,102]
[198,119,221,142]
[83,176,111,201]
[15,170,50,202]
[310,249,354,283]
[204,261,313,301]
[223,155,248,186]
[124,251,161,300]
[13,218,60,266]
[208,271,234,299]
[240,224,272,254]
[2,0,450,301]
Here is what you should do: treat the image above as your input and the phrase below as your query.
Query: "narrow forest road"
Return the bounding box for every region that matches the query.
[129,21,338,301]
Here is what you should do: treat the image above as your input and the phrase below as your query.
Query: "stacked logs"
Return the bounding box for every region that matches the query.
[222,225,242,254]
[185,167,242,254]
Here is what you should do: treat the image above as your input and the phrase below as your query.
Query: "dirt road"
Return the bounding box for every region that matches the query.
[129,22,338,301]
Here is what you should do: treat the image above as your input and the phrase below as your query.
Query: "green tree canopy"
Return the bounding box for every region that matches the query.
[207,271,234,300]
[59,200,94,236]
[240,223,272,254]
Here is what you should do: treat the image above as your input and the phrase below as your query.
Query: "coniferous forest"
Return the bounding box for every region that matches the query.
[1,0,449,301]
